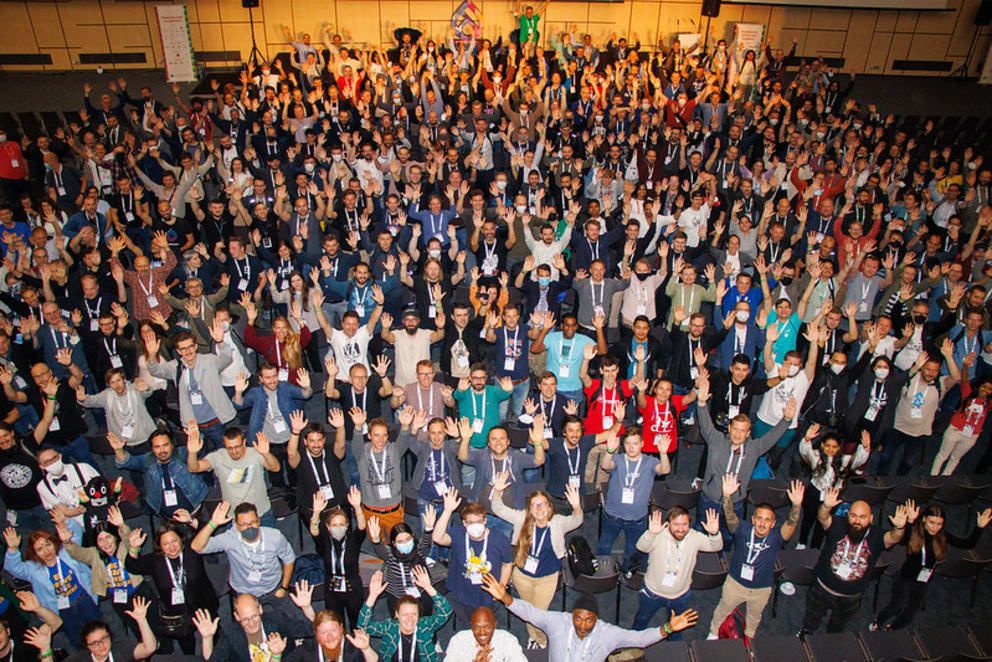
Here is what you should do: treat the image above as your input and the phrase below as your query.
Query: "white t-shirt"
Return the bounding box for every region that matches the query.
[219,331,248,388]
[392,329,433,387]
[329,327,371,374]
[757,363,810,429]
[678,203,710,247]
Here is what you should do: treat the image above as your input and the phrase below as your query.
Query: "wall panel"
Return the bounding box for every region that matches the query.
[0,0,980,77]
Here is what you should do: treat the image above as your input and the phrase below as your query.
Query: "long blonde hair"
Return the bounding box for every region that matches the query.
[514,490,554,568]
[273,315,303,369]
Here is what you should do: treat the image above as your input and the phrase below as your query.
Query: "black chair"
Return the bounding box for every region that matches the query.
[747,478,790,516]
[87,433,116,456]
[858,629,931,662]
[691,551,728,591]
[886,478,940,507]
[873,544,906,611]
[913,626,985,660]
[968,624,992,658]
[771,548,819,617]
[650,477,700,513]
[522,650,548,662]
[841,478,894,517]
[560,554,621,622]
[751,634,809,662]
[17,112,42,138]
[508,426,530,450]
[932,554,992,607]
[691,637,750,662]
[804,631,868,662]
[579,490,602,537]
[934,477,991,521]
[642,640,691,662]
[270,495,301,545]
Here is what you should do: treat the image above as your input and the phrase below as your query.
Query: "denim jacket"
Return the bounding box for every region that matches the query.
[116,448,208,515]
[236,382,311,444]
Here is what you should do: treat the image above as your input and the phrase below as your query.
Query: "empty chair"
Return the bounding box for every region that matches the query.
[913,626,984,660]
[17,112,42,138]
[933,477,990,521]
[691,637,750,662]
[968,623,992,658]
[642,639,691,662]
[886,477,939,507]
[690,551,728,591]
[507,426,530,449]
[805,631,868,662]
[932,553,992,607]
[841,478,894,509]
[751,634,809,662]
[747,478,791,516]
[771,548,819,617]
[650,477,699,513]
[859,628,929,662]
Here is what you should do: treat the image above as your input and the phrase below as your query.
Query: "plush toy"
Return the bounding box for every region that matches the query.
[78,476,122,545]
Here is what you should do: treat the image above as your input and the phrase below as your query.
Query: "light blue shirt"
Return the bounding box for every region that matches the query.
[545,331,593,392]
[202,526,296,595]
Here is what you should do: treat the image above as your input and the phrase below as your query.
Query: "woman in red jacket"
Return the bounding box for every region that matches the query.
[243,297,311,386]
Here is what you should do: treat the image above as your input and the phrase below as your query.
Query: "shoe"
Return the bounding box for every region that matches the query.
[425,557,436,567]
[868,621,879,632]
[706,633,719,641]
[624,569,634,580]
[526,639,539,649]
[795,543,807,550]
[691,477,703,491]
[779,581,796,596]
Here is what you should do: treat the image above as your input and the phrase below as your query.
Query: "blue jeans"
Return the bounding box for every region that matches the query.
[694,490,742,547]
[499,378,531,421]
[62,434,96,467]
[632,585,692,636]
[260,509,277,528]
[595,511,647,573]
[4,503,51,533]
[487,513,514,541]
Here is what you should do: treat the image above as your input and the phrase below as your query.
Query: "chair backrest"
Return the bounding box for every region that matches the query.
[804,631,868,662]
[913,626,983,660]
[935,556,992,579]
[747,479,791,510]
[642,640,691,662]
[750,634,810,662]
[887,479,940,506]
[858,628,926,662]
[841,480,894,507]
[691,638,750,662]
[691,551,728,590]
[87,434,116,456]
[508,426,530,449]
[568,555,619,594]
[933,478,986,505]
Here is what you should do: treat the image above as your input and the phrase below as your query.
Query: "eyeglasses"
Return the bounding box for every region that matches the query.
[238,613,262,625]
[86,634,111,649]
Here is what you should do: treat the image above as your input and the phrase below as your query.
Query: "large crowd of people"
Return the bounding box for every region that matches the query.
[0,9,988,661]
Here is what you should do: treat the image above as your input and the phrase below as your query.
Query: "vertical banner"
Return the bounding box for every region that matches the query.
[678,33,702,51]
[734,23,766,53]
[156,4,197,82]
[979,40,992,84]
[451,0,483,44]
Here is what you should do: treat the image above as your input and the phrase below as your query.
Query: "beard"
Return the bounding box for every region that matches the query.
[847,524,868,543]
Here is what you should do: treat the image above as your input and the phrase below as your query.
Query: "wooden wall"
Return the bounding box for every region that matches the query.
[0,0,988,76]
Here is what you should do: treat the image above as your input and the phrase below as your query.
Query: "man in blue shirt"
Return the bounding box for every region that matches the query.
[530,313,594,404]
[486,306,542,420]
[706,474,803,641]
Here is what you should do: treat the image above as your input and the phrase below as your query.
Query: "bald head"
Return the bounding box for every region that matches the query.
[470,606,496,647]
[233,594,263,633]
[847,500,873,535]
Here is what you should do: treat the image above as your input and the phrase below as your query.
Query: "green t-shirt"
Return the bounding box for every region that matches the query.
[454,385,512,447]
[519,14,540,41]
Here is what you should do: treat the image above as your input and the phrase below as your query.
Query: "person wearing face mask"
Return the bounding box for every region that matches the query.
[126,522,218,654]
[359,568,451,662]
[798,348,859,440]
[620,258,667,330]
[35,443,98,528]
[368,512,436,616]
[191,501,297,613]
[310,487,366,629]
[796,428,871,550]
[843,354,903,454]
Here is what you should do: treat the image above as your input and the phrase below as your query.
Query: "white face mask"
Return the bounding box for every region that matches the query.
[787,365,800,377]
[641,103,650,111]
[830,363,845,375]
[735,310,749,323]
[874,367,890,380]
[496,180,507,190]
[515,204,527,213]
[332,154,343,162]
[45,459,64,476]
[466,522,486,538]
[304,163,315,173]
[330,526,348,540]
[428,249,441,258]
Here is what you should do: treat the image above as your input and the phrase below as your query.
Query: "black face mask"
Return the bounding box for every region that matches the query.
[635,272,650,281]
[912,315,927,325]
[780,277,794,286]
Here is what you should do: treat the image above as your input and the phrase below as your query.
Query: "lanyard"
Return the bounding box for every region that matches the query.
[842,531,869,567]
[530,525,549,558]
[236,257,251,281]
[85,297,102,318]
[624,455,642,488]
[416,386,434,413]
[666,539,683,575]
[106,556,129,588]
[352,388,367,413]
[369,447,389,484]
[53,558,72,596]
[728,383,746,407]
[428,448,446,482]
[490,453,511,482]
[726,447,745,475]
[51,328,67,350]
[104,337,117,357]
[587,239,599,260]
[541,396,556,427]
[465,530,489,563]
[274,340,283,368]
[653,399,672,427]
[745,527,765,565]
[504,326,520,359]
[963,332,978,356]
[398,630,417,662]
[600,386,618,412]
[590,280,604,307]
[328,535,345,575]
[307,451,329,486]
[165,555,185,588]
[241,536,266,569]
[566,628,594,662]
[472,390,487,419]
[565,444,581,476]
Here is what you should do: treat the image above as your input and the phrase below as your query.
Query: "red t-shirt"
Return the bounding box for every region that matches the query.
[639,394,688,453]
[951,379,990,435]
[0,142,26,180]
[583,379,634,435]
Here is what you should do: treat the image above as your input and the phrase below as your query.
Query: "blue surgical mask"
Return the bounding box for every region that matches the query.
[396,540,415,554]
[538,276,550,287]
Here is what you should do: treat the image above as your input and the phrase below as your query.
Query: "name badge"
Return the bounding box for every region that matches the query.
[621,487,635,504]
[569,475,581,488]
[190,391,203,405]
[5,511,16,526]
[728,405,740,419]
[473,418,484,434]
[377,484,392,499]
[10,159,18,168]
[524,555,540,574]
[602,416,614,429]
[916,568,933,583]
[278,368,289,382]
[662,571,678,587]
[355,304,365,317]
[835,563,854,580]
[90,319,99,332]
[740,563,755,581]
[247,569,263,583]
[50,418,61,432]
[503,357,516,372]
[690,366,699,380]
[636,303,647,315]
[238,278,249,292]
[320,484,334,500]
[171,588,185,604]
[428,306,437,319]
[163,489,178,507]
[543,427,553,439]
[57,595,70,609]
[113,589,129,604]
[121,422,135,439]
[910,408,923,419]
[125,211,135,223]
[433,480,448,496]
[272,418,288,434]
[110,355,123,368]
[332,575,347,592]
[469,571,483,585]
[404,586,421,597]
[559,365,570,379]
[146,295,159,308]
[57,186,67,197]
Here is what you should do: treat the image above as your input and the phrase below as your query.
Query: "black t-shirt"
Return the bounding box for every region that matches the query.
[153,217,194,254]
[28,383,85,448]
[814,517,886,596]
[296,447,348,515]
[0,442,43,510]
[335,377,385,439]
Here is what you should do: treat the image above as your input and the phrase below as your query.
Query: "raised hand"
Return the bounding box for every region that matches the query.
[722,473,740,497]
[702,508,720,535]
[443,486,463,513]
[289,579,314,609]
[2,527,20,550]
[668,608,699,633]
[822,487,841,510]
[787,480,805,505]
[192,609,219,637]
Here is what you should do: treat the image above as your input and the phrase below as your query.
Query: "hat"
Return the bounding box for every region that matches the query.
[402,308,420,320]
[572,593,599,617]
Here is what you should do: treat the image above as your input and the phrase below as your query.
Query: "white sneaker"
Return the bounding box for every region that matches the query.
[779,581,796,596]
[425,557,436,567]
[795,543,807,550]
[707,633,719,640]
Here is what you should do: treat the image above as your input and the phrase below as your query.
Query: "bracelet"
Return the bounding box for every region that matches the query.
[272,656,282,660]
[46,395,57,401]
[208,521,217,530]
[663,622,672,635]
[40,651,53,659]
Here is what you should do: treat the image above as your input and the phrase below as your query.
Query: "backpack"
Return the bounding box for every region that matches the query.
[718,606,747,639]
[291,553,325,586]
[566,535,598,577]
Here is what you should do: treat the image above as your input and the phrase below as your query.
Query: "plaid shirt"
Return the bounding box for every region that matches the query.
[358,592,451,662]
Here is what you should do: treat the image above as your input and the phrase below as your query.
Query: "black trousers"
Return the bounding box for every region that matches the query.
[875,574,928,630]
[324,583,365,631]
[803,581,862,633]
